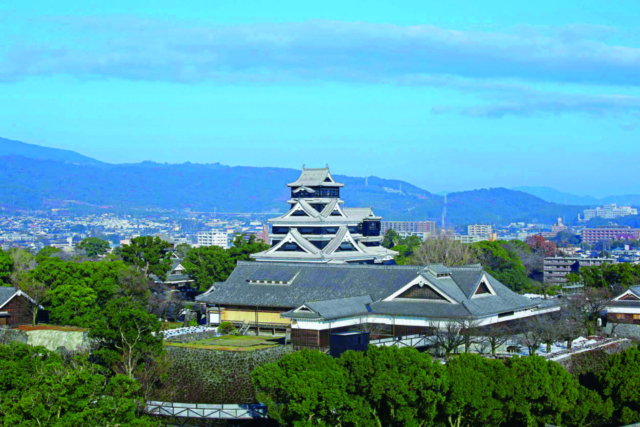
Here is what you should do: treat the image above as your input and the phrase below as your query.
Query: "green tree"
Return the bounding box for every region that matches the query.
[49,284,98,327]
[0,341,157,427]
[174,243,192,259]
[338,346,448,427]
[599,346,640,425]
[227,234,270,263]
[183,245,235,291]
[502,356,581,427]
[472,241,531,292]
[120,236,172,281]
[35,246,62,263]
[89,297,164,379]
[562,385,613,427]
[382,229,401,249]
[77,236,110,257]
[252,349,356,427]
[441,354,508,427]
[0,248,12,285]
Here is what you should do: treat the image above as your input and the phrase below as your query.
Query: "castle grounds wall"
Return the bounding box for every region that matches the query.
[157,345,294,404]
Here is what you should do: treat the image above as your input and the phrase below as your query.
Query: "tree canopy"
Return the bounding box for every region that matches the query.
[120,236,172,281]
[77,237,110,257]
[0,342,158,427]
[0,248,12,285]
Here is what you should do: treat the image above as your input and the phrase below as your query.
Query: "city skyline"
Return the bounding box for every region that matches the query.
[2,0,640,197]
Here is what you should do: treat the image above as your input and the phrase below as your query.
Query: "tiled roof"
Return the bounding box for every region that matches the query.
[197,262,540,320]
[0,287,18,308]
[282,295,374,320]
[287,168,344,188]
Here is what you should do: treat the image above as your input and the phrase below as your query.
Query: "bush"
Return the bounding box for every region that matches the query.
[218,321,237,335]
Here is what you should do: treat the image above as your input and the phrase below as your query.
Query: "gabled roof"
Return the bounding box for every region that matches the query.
[282,295,374,320]
[0,287,18,309]
[287,168,344,188]
[254,227,396,262]
[0,287,36,310]
[197,261,541,319]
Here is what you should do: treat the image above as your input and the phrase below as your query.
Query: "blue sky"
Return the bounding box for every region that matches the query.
[1,0,639,197]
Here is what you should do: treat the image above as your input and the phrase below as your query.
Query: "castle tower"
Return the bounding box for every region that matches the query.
[251,167,397,264]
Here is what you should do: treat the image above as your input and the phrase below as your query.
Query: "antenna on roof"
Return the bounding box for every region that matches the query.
[302,164,306,170]
[326,163,329,169]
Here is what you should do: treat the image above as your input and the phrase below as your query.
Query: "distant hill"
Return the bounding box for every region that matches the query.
[514,186,640,208]
[0,137,105,165]
[512,186,599,206]
[0,136,589,225]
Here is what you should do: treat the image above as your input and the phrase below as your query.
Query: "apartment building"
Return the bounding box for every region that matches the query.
[584,204,638,221]
[196,231,229,249]
[544,256,616,285]
[581,226,640,244]
[382,221,437,241]
[467,224,492,237]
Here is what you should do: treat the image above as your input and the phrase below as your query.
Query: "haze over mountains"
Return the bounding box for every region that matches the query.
[0,137,636,226]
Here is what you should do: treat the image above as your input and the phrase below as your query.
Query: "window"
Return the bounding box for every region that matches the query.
[634,314,640,320]
[498,311,514,318]
[336,242,357,252]
[475,282,491,296]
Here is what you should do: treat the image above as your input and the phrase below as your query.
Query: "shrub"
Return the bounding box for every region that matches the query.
[218,321,237,335]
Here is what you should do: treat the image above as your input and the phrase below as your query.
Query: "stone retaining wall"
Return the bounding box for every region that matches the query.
[156,345,294,404]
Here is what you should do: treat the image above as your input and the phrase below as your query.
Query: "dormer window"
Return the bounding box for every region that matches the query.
[397,284,447,301]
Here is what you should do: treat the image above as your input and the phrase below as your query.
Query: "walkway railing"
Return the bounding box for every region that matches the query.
[145,401,268,420]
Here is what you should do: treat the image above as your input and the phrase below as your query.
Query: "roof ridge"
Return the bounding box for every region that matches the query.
[238,260,422,270]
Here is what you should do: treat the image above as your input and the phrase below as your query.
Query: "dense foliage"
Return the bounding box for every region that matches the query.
[0,248,11,285]
[0,342,158,426]
[253,346,632,427]
[77,236,110,257]
[182,234,269,290]
[120,236,173,280]
[567,262,640,292]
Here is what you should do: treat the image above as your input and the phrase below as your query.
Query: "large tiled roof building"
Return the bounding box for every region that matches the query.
[251,166,397,264]
[197,261,559,349]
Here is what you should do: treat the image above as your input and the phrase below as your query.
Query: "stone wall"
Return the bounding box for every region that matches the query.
[0,328,91,352]
[0,327,28,345]
[26,330,91,352]
[156,345,294,404]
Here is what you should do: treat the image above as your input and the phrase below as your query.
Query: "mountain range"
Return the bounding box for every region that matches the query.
[511,186,640,208]
[1,137,637,226]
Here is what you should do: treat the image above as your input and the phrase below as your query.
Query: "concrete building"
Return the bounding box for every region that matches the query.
[584,204,638,221]
[543,256,616,284]
[581,226,640,245]
[467,224,493,238]
[382,221,438,241]
[197,231,229,249]
[452,234,484,244]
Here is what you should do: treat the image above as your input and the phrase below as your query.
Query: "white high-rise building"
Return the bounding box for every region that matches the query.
[197,231,229,249]
[468,224,493,237]
[584,204,638,221]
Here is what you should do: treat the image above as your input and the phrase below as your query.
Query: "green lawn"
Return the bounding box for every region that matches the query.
[164,335,284,352]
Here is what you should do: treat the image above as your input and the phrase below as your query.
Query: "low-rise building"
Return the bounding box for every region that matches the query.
[606,286,640,324]
[0,287,35,326]
[197,261,560,348]
[452,234,484,244]
[382,221,437,241]
[544,256,616,284]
